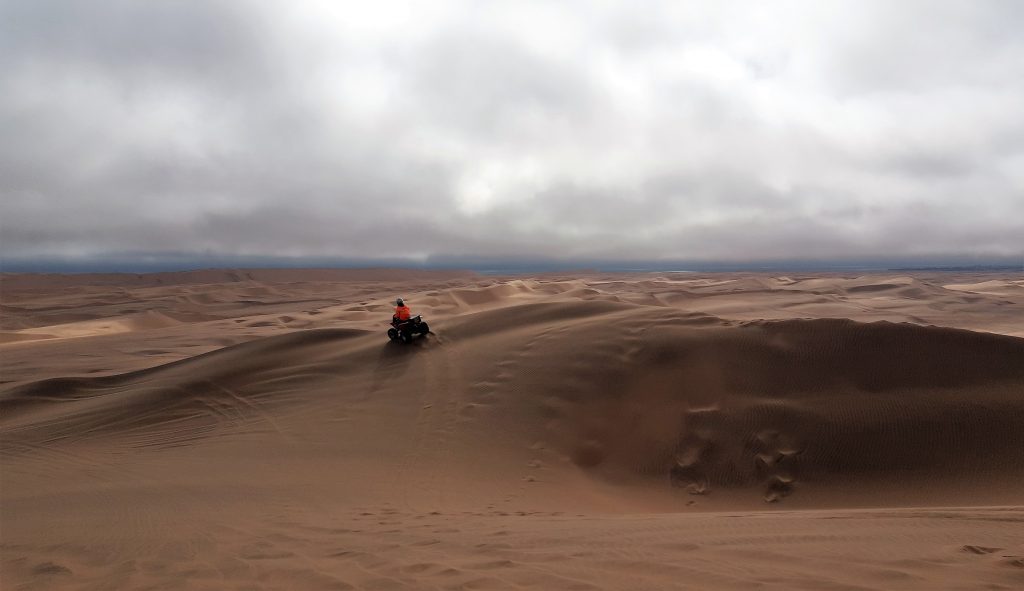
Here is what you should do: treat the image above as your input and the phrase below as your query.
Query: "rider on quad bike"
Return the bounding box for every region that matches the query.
[393,298,411,323]
[388,298,429,343]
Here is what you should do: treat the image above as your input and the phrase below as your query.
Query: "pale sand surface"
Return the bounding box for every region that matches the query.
[2,269,1023,590]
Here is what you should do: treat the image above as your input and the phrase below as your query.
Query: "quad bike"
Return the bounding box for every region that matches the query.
[387,315,430,343]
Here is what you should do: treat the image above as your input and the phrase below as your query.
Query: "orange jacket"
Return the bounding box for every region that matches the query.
[394,305,411,321]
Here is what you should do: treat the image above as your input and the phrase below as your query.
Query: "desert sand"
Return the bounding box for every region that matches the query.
[2,269,1023,590]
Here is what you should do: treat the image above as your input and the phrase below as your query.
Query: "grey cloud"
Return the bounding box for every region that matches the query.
[0,0,276,90]
[1,0,1022,266]
[820,1,1024,95]
[400,32,597,137]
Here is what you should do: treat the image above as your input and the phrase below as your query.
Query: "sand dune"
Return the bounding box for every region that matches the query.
[2,270,1023,589]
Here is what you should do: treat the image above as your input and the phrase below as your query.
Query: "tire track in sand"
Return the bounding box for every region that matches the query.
[391,334,465,513]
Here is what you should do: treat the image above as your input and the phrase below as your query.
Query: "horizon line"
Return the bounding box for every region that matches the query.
[2,254,1022,275]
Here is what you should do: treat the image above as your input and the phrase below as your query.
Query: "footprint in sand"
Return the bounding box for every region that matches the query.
[754,429,802,502]
[764,475,795,503]
[32,562,72,576]
[670,408,719,495]
[960,545,1002,555]
[672,448,711,495]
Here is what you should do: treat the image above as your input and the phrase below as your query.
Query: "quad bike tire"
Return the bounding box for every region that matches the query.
[387,328,398,341]
[418,322,430,335]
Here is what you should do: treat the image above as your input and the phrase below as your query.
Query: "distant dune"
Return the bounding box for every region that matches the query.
[0,267,477,290]
[2,271,1023,589]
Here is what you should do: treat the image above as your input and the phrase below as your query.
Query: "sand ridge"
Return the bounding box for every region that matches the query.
[2,270,1023,589]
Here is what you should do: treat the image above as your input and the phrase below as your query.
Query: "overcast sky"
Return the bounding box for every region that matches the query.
[2,0,1022,266]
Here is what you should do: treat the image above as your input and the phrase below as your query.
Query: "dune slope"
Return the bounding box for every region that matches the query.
[2,271,1023,590]
[4,304,1023,507]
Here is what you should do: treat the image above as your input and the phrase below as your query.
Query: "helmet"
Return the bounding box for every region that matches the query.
[396,298,404,306]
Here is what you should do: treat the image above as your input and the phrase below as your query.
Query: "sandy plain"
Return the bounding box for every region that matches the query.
[1,269,1023,590]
